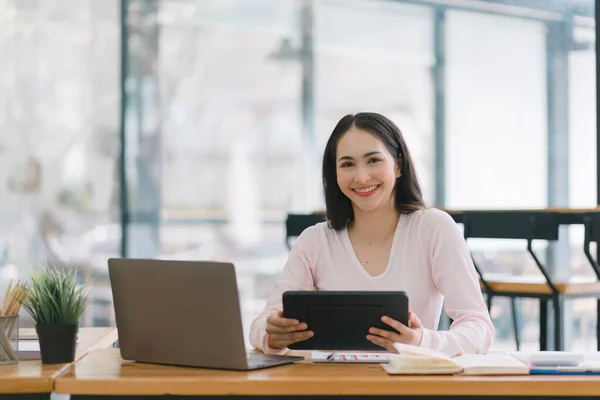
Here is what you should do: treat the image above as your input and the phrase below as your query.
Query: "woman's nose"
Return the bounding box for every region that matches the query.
[353,167,371,183]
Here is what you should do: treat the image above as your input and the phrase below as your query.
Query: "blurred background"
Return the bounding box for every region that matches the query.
[0,0,596,352]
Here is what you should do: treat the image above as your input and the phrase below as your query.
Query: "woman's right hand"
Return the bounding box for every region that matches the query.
[266,310,314,349]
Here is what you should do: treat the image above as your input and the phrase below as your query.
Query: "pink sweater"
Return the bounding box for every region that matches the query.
[249,208,495,356]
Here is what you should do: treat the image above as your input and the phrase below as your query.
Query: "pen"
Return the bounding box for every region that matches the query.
[326,352,336,361]
[530,368,600,375]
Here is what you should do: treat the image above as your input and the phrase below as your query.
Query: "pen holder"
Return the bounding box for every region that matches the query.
[0,315,19,364]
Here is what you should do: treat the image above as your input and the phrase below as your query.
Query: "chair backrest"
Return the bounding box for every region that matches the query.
[462,211,561,294]
[583,211,600,279]
[462,211,561,241]
[285,213,326,249]
[584,212,600,242]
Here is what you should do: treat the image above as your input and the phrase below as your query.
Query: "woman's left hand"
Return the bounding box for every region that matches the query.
[367,311,423,351]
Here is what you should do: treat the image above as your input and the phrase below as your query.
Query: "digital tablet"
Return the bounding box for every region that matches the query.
[282,291,409,351]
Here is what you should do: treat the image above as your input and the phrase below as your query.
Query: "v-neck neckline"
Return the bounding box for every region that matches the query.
[343,214,403,280]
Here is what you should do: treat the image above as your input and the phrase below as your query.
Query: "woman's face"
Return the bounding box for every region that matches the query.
[335,126,400,214]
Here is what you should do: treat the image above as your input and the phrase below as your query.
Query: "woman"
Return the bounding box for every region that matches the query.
[249,112,494,356]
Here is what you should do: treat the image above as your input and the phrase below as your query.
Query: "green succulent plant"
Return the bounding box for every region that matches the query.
[21,265,90,325]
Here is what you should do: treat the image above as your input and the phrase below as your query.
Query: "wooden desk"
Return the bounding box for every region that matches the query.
[0,327,118,400]
[56,348,600,399]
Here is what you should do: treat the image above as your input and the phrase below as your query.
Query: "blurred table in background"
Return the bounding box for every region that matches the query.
[441,208,600,225]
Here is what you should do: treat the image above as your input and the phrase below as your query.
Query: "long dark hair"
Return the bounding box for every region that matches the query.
[322,112,424,230]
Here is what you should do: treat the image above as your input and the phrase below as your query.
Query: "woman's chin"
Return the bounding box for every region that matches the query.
[352,200,383,213]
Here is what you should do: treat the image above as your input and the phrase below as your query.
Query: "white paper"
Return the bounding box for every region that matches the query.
[18,341,40,351]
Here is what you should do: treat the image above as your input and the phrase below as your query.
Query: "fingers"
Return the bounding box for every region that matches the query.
[266,310,305,333]
[381,315,411,335]
[368,325,402,343]
[368,313,423,348]
[268,330,313,349]
[366,315,406,343]
[408,311,422,328]
[266,310,313,348]
[267,311,299,327]
[366,334,394,352]
[267,322,308,334]
[271,330,313,343]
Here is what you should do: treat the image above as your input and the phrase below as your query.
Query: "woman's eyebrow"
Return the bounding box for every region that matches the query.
[337,151,382,161]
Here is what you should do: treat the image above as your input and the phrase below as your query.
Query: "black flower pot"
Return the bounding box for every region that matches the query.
[35,324,78,364]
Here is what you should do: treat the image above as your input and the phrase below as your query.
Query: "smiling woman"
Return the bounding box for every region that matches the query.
[249,112,495,357]
[324,114,423,279]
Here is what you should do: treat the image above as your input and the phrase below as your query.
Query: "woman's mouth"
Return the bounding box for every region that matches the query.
[352,184,380,197]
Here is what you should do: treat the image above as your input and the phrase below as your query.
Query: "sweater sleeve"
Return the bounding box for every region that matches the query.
[249,225,319,354]
[418,210,495,356]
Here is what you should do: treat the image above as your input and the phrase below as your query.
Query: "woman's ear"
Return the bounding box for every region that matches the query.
[396,159,402,179]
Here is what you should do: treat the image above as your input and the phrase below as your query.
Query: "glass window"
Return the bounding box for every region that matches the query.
[0,0,120,327]
[315,0,435,206]
[446,10,547,209]
[569,26,596,208]
[444,2,596,352]
[123,0,303,341]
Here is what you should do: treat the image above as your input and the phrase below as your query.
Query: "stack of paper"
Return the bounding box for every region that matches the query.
[511,351,584,366]
[16,341,40,360]
[512,351,600,375]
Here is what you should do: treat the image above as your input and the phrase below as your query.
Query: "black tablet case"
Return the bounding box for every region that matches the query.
[282,291,409,350]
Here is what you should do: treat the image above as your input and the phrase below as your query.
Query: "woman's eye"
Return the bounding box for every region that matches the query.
[368,158,382,164]
[340,162,353,168]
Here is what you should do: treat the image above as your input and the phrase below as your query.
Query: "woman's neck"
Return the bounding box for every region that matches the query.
[348,205,400,243]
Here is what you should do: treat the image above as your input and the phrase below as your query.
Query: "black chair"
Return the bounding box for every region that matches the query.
[582,212,600,351]
[462,211,600,351]
[285,213,326,250]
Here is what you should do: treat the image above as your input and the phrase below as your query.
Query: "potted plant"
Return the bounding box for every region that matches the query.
[21,265,90,364]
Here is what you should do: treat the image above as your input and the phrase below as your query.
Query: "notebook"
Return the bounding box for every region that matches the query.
[381,343,529,375]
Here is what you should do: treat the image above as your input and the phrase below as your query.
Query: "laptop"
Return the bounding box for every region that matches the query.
[108,258,304,370]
